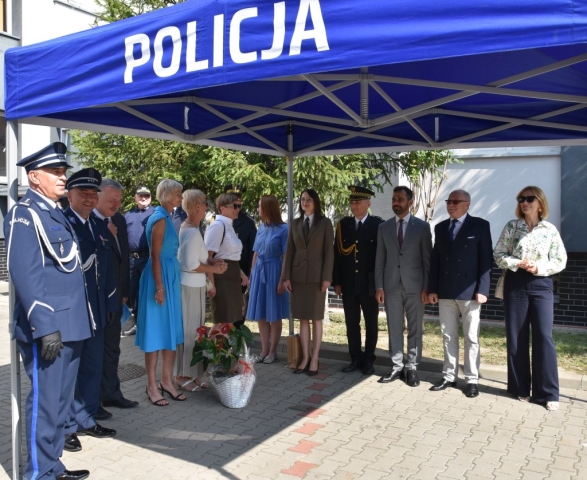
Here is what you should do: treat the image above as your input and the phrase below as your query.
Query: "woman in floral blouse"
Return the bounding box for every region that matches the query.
[493,186,567,411]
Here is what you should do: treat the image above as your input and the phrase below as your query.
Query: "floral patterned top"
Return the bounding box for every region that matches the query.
[493,219,567,276]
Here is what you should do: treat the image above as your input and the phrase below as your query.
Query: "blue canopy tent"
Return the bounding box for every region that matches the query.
[5,0,587,477]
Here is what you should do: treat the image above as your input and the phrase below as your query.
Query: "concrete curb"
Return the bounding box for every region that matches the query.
[250,333,587,390]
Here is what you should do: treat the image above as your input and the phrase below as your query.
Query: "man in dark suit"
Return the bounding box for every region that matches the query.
[63,169,118,452]
[333,186,383,375]
[94,179,139,420]
[375,186,432,387]
[224,184,257,329]
[428,189,493,398]
[4,142,92,480]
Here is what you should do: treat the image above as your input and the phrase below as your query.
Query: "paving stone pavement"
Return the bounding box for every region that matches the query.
[1,284,587,479]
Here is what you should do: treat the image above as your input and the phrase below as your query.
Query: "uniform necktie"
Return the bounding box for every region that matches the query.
[356,220,363,232]
[303,217,310,242]
[398,218,404,248]
[84,220,94,240]
[449,219,458,242]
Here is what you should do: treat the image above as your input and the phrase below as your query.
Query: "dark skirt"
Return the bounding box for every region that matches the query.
[291,282,326,320]
[211,260,242,323]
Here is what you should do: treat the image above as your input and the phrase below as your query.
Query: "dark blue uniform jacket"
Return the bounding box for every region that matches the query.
[4,190,93,343]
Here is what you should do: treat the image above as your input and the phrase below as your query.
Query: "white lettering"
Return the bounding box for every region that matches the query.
[230,7,258,64]
[153,27,182,78]
[12,217,30,227]
[122,1,331,83]
[124,34,151,84]
[290,0,329,56]
[213,14,224,68]
[261,2,285,60]
[186,21,209,72]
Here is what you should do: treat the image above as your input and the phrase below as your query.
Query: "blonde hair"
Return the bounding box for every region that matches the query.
[156,179,182,203]
[182,189,206,214]
[515,185,549,220]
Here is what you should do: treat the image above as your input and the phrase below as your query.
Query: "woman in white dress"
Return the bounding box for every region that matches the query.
[174,189,227,391]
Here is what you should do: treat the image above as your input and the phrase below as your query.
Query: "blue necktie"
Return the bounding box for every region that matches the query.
[448,219,457,242]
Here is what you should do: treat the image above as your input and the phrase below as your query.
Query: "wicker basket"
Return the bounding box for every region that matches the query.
[210,371,256,408]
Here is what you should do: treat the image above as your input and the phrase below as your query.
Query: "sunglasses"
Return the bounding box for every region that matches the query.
[517,195,536,204]
[445,199,468,205]
[231,203,243,210]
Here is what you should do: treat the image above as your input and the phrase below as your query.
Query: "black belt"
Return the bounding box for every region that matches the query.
[130,251,149,258]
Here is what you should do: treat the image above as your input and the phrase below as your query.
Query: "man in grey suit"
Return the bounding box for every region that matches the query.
[375,186,432,387]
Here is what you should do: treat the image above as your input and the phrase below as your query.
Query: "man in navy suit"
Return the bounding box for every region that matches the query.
[428,189,493,398]
[63,169,118,452]
[4,142,92,480]
[93,179,138,420]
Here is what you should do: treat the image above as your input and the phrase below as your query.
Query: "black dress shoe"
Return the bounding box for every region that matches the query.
[94,406,112,421]
[342,360,362,373]
[293,358,311,374]
[362,362,375,376]
[406,370,420,387]
[378,369,404,383]
[430,378,457,391]
[121,324,137,337]
[102,397,139,409]
[63,433,81,452]
[464,383,480,398]
[56,469,90,480]
[77,423,116,438]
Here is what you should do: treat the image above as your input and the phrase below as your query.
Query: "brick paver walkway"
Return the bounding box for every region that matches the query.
[1,284,586,479]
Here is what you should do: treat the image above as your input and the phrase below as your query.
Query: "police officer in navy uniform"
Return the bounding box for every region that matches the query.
[63,169,118,453]
[333,186,384,376]
[224,185,257,328]
[123,186,154,336]
[4,142,92,480]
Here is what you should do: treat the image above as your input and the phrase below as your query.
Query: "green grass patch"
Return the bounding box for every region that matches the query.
[243,312,587,375]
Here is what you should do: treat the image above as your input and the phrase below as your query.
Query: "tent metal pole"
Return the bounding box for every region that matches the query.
[287,124,294,336]
[7,120,23,480]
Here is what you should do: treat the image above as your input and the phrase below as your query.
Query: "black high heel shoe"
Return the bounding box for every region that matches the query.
[159,383,187,401]
[293,357,311,374]
[308,359,319,376]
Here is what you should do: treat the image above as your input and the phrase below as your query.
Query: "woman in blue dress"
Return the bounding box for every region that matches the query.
[247,195,289,363]
[136,179,185,406]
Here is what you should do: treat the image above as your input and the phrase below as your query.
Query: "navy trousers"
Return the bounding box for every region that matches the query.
[18,340,82,480]
[342,293,379,363]
[66,328,105,432]
[504,269,559,402]
[101,312,123,402]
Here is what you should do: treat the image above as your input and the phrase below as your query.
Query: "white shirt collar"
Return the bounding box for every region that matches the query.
[71,208,90,225]
[215,214,233,226]
[451,212,468,224]
[93,208,107,221]
[32,190,57,209]
[355,213,369,224]
[396,212,411,224]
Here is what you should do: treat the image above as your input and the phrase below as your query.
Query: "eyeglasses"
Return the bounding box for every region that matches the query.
[517,195,536,204]
[232,203,243,210]
[445,199,468,205]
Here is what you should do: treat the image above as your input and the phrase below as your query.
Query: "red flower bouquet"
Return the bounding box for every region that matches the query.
[191,323,253,375]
